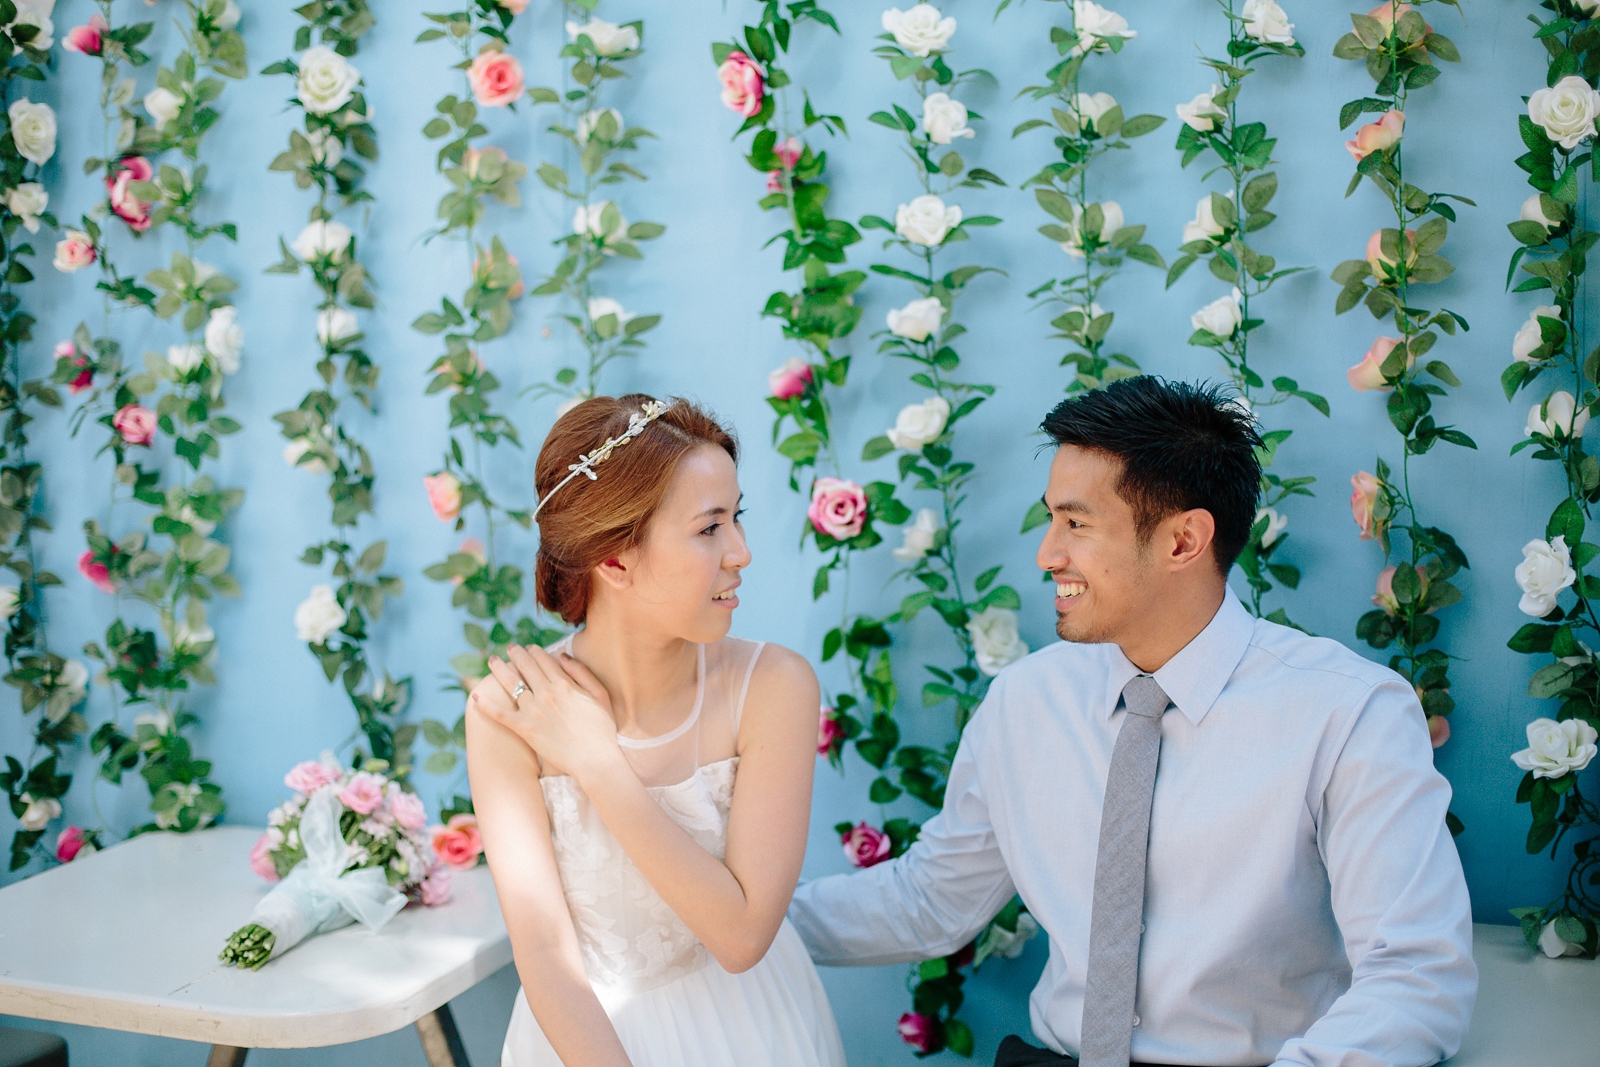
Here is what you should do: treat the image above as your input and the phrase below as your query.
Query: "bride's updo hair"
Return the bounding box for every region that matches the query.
[534,395,738,624]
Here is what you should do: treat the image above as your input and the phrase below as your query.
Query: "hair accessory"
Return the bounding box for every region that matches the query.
[533,399,669,519]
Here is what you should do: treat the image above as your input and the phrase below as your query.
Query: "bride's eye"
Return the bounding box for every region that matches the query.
[733,509,746,524]
[700,521,723,537]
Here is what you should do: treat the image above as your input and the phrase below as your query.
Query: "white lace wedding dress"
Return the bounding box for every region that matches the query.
[501,635,846,1067]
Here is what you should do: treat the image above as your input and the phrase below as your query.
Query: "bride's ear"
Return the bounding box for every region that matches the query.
[593,555,631,591]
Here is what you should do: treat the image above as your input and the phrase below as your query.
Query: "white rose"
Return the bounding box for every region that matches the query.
[1070,0,1135,58]
[5,182,47,233]
[317,306,358,344]
[297,46,361,116]
[576,107,623,143]
[565,18,639,56]
[1528,75,1600,151]
[1255,506,1287,548]
[295,584,348,644]
[217,0,241,30]
[143,86,183,128]
[1240,0,1295,45]
[1058,200,1123,258]
[573,200,626,242]
[555,396,586,420]
[9,2,53,51]
[174,621,214,649]
[895,194,961,246]
[1515,536,1576,617]
[0,585,17,618]
[57,658,88,699]
[1191,287,1243,338]
[1073,91,1117,129]
[177,503,215,536]
[292,219,354,262]
[7,99,55,166]
[1526,390,1590,439]
[204,306,243,373]
[17,793,60,832]
[886,296,945,341]
[1512,717,1598,779]
[1176,85,1226,132]
[1538,920,1586,959]
[1059,302,1107,341]
[980,912,1041,962]
[882,4,955,57]
[922,92,974,145]
[1182,192,1230,245]
[587,296,634,327]
[892,508,943,563]
[1519,193,1560,233]
[1512,306,1561,363]
[166,343,205,374]
[887,396,951,451]
[968,606,1028,676]
[134,709,174,737]
[306,127,343,167]
[283,437,329,475]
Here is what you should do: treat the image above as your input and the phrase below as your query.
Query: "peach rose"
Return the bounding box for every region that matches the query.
[1372,564,1429,616]
[718,51,764,118]
[1345,109,1403,161]
[112,403,156,446]
[468,49,525,108]
[53,230,97,273]
[768,357,813,399]
[106,156,154,232]
[808,476,868,541]
[1347,336,1402,392]
[432,813,484,871]
[1351,470,1384,541]
[841,821,891,868]
[1365,228,1417,278]
[424,472,462,522]
[497,0,530,13]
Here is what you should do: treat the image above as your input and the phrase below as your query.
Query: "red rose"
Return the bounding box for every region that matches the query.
[818,708,843,757]
[897,1012,937,1054]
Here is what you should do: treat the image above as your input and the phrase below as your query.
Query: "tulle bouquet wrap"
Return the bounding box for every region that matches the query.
[219,755,452,970]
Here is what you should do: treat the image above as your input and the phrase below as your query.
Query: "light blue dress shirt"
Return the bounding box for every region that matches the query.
[789,589,1476,1066]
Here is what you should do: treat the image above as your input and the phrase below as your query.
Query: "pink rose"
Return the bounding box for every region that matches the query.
[1372,564,1430,616]
[77,549,115,594]
[818,708,843,757]
[112,403,156,446]
[57,340,95,394]
[841,821,892,868]
[53,231,97,273]
[64,14,108,56]
[1365,228,1417,277]
[55,826,94,863]
[387,785,428,831]
[1428,714,1450,749]
[453,538,487,585]
[468,49,525,108]
[338,772,386,815]
[431,813,484,871]
[106,156,155,232]
[497,0,530,13]
[1345,109,1403,161]
[718,51,764,118]
[808,476,868,541]
[420,863,453,906]
[1367,3,1432,41]
[1347,336,1402,392]
[284,759,342,795]
[1350,471,1383,541]
[249,832,281,881]
[424,472,462,522]
[897,1013,937,1054]
[766,170,785,193]
[768,357,813,400]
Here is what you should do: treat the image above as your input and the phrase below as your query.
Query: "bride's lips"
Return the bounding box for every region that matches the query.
[712,581,741,609]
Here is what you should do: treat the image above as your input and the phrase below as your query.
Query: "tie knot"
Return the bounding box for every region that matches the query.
[1121,674,1171,719]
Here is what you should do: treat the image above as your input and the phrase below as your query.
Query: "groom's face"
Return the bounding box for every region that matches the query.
[1035,445,1156,645]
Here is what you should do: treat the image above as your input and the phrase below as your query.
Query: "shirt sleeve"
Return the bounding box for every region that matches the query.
[1273,677,1478,1067]
[787,682,1018,967]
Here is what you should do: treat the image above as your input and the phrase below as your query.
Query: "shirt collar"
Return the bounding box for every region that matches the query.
[1103,587,1255,727]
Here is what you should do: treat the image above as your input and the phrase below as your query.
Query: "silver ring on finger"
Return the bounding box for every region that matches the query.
[511,681,528,700]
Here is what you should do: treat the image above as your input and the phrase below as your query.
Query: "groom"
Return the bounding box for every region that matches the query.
[789,377,1476,1067]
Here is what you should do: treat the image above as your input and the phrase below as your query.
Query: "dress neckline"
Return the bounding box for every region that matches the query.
[540,754,739,793]
[551,635,707,750]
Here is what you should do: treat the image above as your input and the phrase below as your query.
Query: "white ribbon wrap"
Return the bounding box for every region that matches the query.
[248,787,407,961]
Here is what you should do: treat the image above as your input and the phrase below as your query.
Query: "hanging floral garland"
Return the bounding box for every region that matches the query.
[1167,0,1322,626]
[1500,0,1600,961]
[525,1,662,410]
[1330,0,1470,824]
[829,7,1038,1056]
[261,3,409,772]
[0,0,87,873]
[52,0,247,837]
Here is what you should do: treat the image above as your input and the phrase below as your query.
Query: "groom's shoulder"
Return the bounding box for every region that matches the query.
[1245,613,1398,695]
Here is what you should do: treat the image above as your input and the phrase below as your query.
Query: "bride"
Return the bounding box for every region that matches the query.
[465,395,846,1067]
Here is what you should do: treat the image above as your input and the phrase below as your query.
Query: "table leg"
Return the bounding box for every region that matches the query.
[415,1003,471,1067]
[205,1047,248,1067]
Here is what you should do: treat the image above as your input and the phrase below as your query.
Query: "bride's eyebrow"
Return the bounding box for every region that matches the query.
[692,494,745,521]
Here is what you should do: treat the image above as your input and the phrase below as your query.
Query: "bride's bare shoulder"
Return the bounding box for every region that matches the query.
[742,641,818,706]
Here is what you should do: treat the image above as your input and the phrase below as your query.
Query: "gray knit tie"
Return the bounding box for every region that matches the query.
[1079,674,1172,1067]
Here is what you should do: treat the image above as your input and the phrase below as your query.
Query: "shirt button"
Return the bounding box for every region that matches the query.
[1132,1014,1141,1028]
[1139,923,1146,934]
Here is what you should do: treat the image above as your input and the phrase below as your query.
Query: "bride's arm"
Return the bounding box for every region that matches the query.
[464,683,634,1067]
[486,643,818,974]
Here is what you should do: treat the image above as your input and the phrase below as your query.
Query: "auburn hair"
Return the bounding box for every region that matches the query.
[534,395,738,624]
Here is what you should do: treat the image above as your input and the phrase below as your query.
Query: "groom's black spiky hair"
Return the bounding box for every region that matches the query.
[1040,376,1263,576]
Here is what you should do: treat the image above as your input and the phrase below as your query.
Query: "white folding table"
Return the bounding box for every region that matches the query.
[0,826,513,1066]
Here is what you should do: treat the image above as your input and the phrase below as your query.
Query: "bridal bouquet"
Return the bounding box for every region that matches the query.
[219,755,451,970]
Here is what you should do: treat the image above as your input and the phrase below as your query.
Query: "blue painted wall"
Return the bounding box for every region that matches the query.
[3,0,1594,1063]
